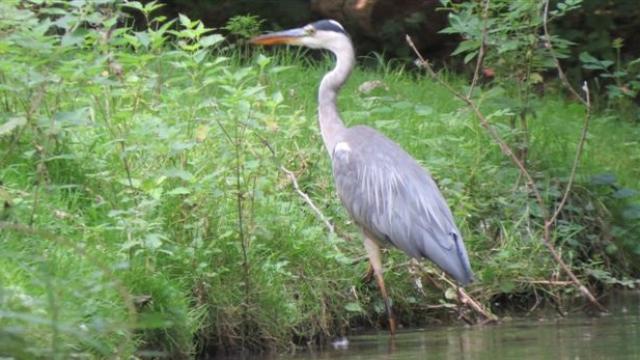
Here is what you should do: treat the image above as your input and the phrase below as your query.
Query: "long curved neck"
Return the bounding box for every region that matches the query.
[318,39,355,155]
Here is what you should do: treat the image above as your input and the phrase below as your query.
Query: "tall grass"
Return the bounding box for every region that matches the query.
[1,1,639,358]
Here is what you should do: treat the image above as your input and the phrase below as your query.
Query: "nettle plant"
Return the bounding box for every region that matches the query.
[439,0,580,165]
[579,40,640,122]
[1,0,297,354]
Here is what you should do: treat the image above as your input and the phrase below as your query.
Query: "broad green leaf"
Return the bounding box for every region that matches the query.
[622,204,640,220]
[463,50,479,64]
[613,188,637,199]
[144,233,164,249]
[0,116,26,136]
[121,1,143,12]
[451,39,479,56]
[590,173,616,185]
[415,105,433,116]
[178,13,191,28]
[164,168,194,181]
[344,302,364,313]
[199,34,224,48]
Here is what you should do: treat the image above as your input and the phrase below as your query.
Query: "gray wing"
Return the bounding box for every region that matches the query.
[332,126,473,285]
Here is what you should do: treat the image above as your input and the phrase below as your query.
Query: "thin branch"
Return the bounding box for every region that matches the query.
[281,165,335,234]
[467,0,491,98]
[540,2,606,312]
[542,0,591,226]
[541,0,586,106]
[407,35,546,212]
[253,132,336,235]
[547,82,590,226]
[521,280,574,286]
[405,260,497,323]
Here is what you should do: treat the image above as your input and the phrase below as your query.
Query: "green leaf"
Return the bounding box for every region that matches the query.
[61,29,88,47]
[605,243,618,255]
[579,52,613,70]
[178,13,191,28]
[121,1,144,12]
[344,302,364,313]
[444,287,457,300]
[415,105,433,116]
[256,53,270,68]
[164,168,194,181]
[499,281,515,293]
[622,204,640,220]
[144,233,164,249]
[451,39,479,56]
[0,116,26,136]
[53,107,91,125]
[167,187,191,195]
[121,238,140,251]
[199,34,224,48]
[463,50,479,64]
[590,173,616,185]
[613,188,637,199]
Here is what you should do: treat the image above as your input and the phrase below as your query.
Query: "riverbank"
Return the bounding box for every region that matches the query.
[1,2,639,358]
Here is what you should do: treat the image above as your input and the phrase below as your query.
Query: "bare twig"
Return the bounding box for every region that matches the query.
[539,2,606,312]
[281,165,335,234]
[521,280,574,286]
[467,0,491,99]
[446,280,497,322]
[541,0,586,106]
[547,82,590,226]
[407,35,545,211]
[408,260,497,322]
[253,133,336,235]
[542,0,592,225]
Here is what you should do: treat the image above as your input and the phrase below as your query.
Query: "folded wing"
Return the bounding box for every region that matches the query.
[332,125,473,285]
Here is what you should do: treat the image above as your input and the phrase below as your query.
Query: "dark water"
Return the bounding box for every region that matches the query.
[280,292,640,360]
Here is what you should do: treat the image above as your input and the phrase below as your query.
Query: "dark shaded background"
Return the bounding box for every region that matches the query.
[138,0,640,95]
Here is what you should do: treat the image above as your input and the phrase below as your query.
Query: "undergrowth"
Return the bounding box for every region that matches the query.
[0,1,639,358]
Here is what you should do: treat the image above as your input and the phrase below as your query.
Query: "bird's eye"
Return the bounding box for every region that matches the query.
[305,27,316,35]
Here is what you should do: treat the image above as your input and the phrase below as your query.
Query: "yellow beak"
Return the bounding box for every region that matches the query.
[249,28,306,46]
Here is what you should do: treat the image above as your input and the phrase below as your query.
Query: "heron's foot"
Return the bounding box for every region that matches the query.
[361,263,374,284]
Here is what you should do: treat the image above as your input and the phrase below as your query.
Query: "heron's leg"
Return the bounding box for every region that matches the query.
[363,235,396,335]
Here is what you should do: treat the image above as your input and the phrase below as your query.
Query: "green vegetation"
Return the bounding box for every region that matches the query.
[0,1,638,358]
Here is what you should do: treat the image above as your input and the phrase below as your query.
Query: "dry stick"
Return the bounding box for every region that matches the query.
[523,280,574,286]
[428,271,497,323]
[405,260,497,322]
[407,35,545,209]
[281,165,336,234]
[253,133,336,235]
[405,36,606,312]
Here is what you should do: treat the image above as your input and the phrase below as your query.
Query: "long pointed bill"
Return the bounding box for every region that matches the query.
[249,28,306,46]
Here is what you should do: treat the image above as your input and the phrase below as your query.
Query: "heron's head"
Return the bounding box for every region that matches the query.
[250,20,351,53]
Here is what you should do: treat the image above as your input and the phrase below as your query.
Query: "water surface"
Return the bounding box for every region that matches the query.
[282,292,640,360]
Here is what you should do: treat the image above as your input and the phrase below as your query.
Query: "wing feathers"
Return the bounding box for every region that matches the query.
[332,126,473,284]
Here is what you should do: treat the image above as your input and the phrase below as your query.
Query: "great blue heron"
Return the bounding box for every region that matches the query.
[251,20,474,334]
